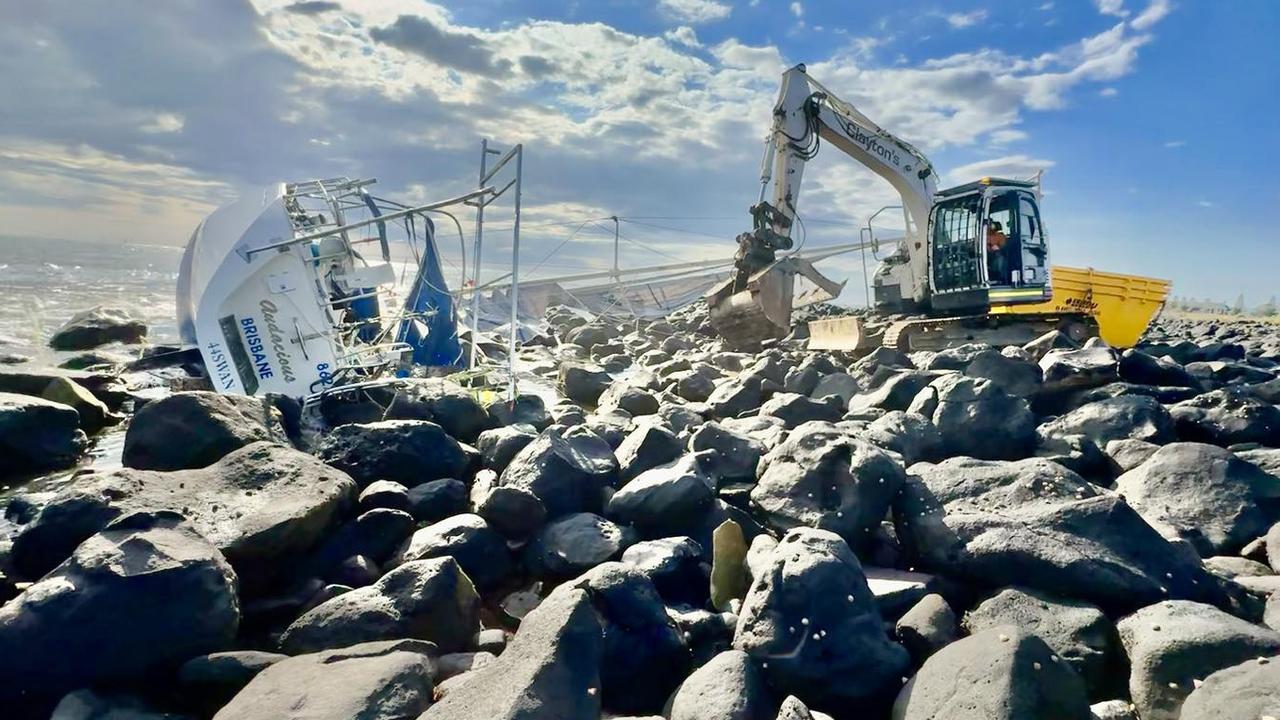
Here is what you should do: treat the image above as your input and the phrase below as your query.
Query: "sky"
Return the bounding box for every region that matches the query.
[0,0,1276,305]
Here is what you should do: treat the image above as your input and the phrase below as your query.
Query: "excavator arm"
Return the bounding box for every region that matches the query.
[708,64,939,348]
[753,64,939,303]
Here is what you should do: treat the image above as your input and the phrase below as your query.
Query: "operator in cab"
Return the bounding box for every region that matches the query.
[986,220,1008,284]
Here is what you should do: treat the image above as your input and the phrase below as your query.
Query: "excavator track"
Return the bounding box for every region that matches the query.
[878,312,1098,351]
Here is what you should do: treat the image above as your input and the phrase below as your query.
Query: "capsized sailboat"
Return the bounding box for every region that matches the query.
[176,177,471,398]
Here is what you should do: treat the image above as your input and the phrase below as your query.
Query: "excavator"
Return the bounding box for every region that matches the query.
[706,64,1169,352]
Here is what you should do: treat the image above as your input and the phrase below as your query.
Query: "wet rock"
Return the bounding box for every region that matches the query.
[571,563,690,713]
[751,421,906,545]
[389,514,513,591]
[1203,555,1273,579]
[848,370,944,413]
[706,375,764,419]
[734,528,910,711]
[964,586,1119,699]
[689,421,767,485]
[1178,653,1280,720]
[809,372,860,406]
[384,379,491,443]
[668,649,775,720]
[566,322,618,352]
[41,376,119,433]
[1034,432,1111,482]
[0,391,86,478]
[759,393,843,429]
[917,375,1037,460]
[964,348,1043,398]
[213,639,437,720]
[178,651,287,715]
[58,349,133,370]
[499,426,618,518]
[584,407,631,448]
[607,453,716,537]
[722,415,788,451]
[617,424,685,483]
[0,367,128,409]
[476,484,547,540]
[437,651,496,681]
[1117,600,1280,720]
[476,423,538,473]
[420,584,603,720]
[894,593,958,663]
[892,626,1091,720]
[656,403,705,436]
[600,381,660,416]
[671,368,718,403]
[48,690,190,720]
[524,512,637,580]
[12,442,355,587]
[1170,387,1280,447]
[621,536,708,606]
[280,557,479,654]
[406,478,468,522]
[1120,349,1201,388]
[1039,395,1177,447]
[123,391,287,471]
[549,401,586,426]
[486,394,551,430]
[1266,522,1280,574]
[783,365,821,396]
[48,306,146,350]
[559,362,612,405]
[895,457,1226,612]
[307,509,415,583]
[0,511,239,714]
[862,411,943,465]
[358,480,410,513]
[1115,442,1280,555]
[1242,447,1280,478]
[1187,360,1275,386]
[317,419,469,488]
[1090,699,1138,720]
[1105,438,1161,472]
[1040,345,1120,394]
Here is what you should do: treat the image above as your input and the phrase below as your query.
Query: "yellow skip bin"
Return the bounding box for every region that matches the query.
[993,265,1171,348]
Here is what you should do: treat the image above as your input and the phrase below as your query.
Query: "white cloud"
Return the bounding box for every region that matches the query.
[1131,0,1173,30]
[790,2,804,18]
[664,26,701,48]
[1099,86,1118,96]
[945,155,1055,186]
[140,112,185,134]
[0,0,1173,260]
[990,129,1028,145]
[1094,0,1129,18]
[1164,140,1186,148]
[945,10,989,29]
[658,0,731,24]
[1039,2,1054,9]
[1197,199,1215,208]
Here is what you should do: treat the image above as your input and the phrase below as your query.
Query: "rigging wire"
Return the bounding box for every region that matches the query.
[617,218,728,240]
[598,221,686,263]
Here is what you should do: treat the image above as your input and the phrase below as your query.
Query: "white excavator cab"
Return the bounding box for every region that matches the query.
[926,177,1051,313]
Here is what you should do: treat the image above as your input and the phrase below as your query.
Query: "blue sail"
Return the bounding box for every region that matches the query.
[397,214,464,368]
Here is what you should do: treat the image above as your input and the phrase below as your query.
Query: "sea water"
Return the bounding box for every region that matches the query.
[0,235,183,364]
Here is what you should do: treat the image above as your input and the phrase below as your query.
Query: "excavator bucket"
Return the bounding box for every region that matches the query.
[707,257,845,350]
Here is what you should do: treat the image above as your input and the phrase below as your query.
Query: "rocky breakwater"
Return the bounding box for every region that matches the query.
[0,304,1278,719]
